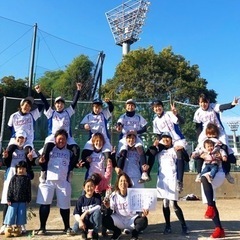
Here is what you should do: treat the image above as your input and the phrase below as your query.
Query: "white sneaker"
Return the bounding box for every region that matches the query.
[21,225,27,234]
[225,173,235,184]
[0,225,6,235]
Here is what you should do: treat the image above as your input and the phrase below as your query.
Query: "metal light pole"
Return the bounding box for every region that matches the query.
[227,121,240,154]
[106,0,150,55]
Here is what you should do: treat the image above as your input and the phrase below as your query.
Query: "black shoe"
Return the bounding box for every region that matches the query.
[163,226,172,234]
[81,230,87,240]
[92,231,99,240]
[111,229,122,240]
[182,225,189,235]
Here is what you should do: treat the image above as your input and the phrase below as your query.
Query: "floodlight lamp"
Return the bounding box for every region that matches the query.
[106,0,150,50]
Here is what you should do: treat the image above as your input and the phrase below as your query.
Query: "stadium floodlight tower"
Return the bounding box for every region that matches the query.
[106,0,150,55]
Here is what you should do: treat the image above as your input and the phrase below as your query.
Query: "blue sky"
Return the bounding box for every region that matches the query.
[1,0,240,133]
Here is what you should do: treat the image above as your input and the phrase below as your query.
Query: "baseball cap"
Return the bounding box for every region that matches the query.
[55,96,65,104]
[161,132,172,139]
[126,130,137,137]
[15,130,27,138]
[92,98,103,105]
[151,100,163,107]
[125,99,136,106]
[20,96,34,106]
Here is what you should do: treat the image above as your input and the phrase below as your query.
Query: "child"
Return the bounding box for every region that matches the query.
[81,132,118,180]
[193,93,239,146]
[0,130,34,235]
[155,132,189,235]
[147,100,189,192]
[192,122,235,183]
[7,96,42,161]
[192,139,227,183]
[71,178,101,239]
[4,161,31,237]
[36,129,76,235]
[117,130,150,186]
[80,98,114,153]
[35,83,82,182]
[102,172,149,240]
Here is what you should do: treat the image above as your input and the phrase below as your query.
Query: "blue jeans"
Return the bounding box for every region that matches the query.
[4,202,27,225]
[73,208,101,233]
[201,163,218,179]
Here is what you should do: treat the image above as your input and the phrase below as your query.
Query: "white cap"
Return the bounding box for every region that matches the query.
[15,130,27,138]
[55,96,65,103]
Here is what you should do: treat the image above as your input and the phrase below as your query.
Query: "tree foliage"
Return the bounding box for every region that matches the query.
[36,54,94,100]
[102,47,217,142]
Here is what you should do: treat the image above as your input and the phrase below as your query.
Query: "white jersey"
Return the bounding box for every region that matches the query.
[46,146,71,181]
[87,151,105,178]
[117,113,147,137]
[153,111,186,147]
[123,149,141,181]
[80,108,111,140]
[156,147,178,201]
[1,149,26,204]
[193,103,228,144]
[44,106,75,144]
[8,108,41,145]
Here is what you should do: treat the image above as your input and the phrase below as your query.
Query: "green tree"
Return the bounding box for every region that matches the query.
[102,46,217,142]
[36,54,94,100]
[0,76,28,98]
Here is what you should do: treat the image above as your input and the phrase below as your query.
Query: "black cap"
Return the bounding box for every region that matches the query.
[92,98,103,105]
[151,100,163,107]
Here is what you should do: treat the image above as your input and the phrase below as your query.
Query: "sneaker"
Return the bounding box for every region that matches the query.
[204,205,215,219]
[210,227,225,238]
[92,231,99,240]
[138,172,150,184]
[12,226,21,237]
[182,225,189,235]
[66,228,75,236]
[176,181,183,193]
[21,224,27,234]
[225,173,235,184]
[87,229,93,239]
[122,229,131,234]
[36,228,46,235]
[0,225,6,235]
[163,225,172,234]
[81,230,87,239]
[111,228,122,240]
[195,173,201,182]
[4,226,13,238]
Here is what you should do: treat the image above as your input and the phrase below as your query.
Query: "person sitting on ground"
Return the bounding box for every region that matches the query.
[102,172,149,240]
[71,178,101,239]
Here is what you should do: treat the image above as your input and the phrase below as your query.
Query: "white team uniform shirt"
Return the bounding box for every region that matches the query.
[117,113,147,151]
[81,109,112,152]
[110,191,138,230]
[153,111,187,148]
[1,149,26,204]
[193,103,228,145]
[36,146,72,209]
[156,147,179,201]
[87,151,105,178]
[123,149,142,188]
[44,106,76,145]
[8,108,41,147]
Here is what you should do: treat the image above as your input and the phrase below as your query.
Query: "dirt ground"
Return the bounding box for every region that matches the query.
[1,199,240,240]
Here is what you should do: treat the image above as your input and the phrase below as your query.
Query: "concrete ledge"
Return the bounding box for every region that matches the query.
[1,170,240,201]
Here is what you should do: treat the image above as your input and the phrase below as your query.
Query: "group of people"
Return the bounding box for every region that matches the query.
[0,84,239,239]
